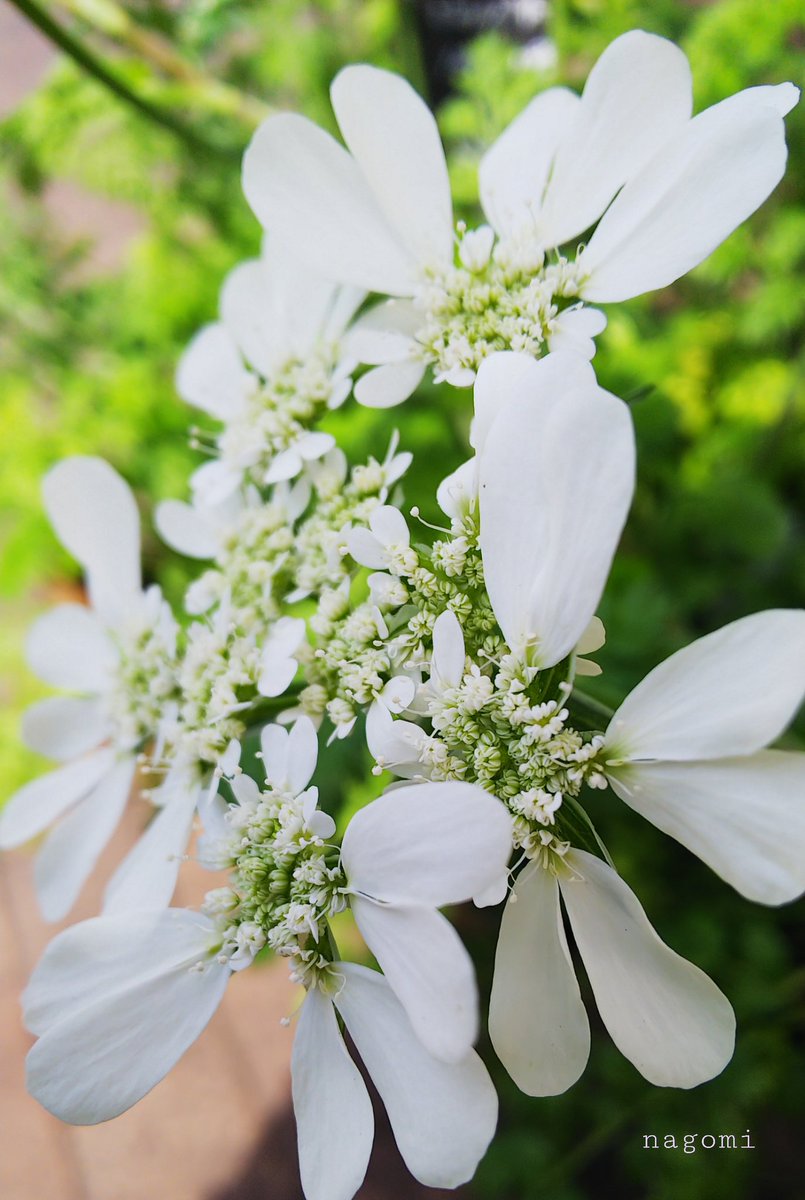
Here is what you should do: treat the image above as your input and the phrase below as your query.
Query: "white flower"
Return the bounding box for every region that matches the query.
[602,609,805,905]
[346,504,414,574]
[476,351,635,669]
[0,458,193,922]
[242,34,797,400]
[339,780,512,1061]
[489,852,736,1096]
[260,717,336,841]
[177,238,363,497]
[292,964,498,1200]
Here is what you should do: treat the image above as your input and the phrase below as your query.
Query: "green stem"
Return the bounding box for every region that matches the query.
[8,0,239,161]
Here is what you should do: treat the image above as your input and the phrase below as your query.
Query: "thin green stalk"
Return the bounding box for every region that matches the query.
[8,0,240,161]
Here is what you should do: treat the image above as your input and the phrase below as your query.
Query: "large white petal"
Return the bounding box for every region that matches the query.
[608,752,805,905]
[471,349,541,457]
[291,987,374,1200]
[43,457,141,625]
[34,757,135,922]
[286,715,319,794]
[331,65,453,268]
[354,361,425,408]
[26,925,229,1123]
[243,113,416,296]
[155,499,218,559]
[489,864,589,1096]
[538,31,692,248]
[580,84,794,302]
[341,781,512,907]
[103,768,199,913]
[22,696,111,761]
[220,256,290,379]
[175,323,251,419]
[478,351,634,666]
[607,610,805,761]
[559,850,735,1088]
[479,87,579,238]
[26,604,116,692]
[345,299,421,365]
[351,898,478,1062]
[0,748,115,848]
[23,908,220,1034]
[335,964,498,1188]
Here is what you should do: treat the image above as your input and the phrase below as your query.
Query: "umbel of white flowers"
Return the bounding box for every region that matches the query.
[243,30,798,403]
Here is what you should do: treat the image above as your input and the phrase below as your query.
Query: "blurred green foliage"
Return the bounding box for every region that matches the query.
[0,0,803,1196]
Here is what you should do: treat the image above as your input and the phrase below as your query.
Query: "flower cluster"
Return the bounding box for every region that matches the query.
[3,29,804,1200]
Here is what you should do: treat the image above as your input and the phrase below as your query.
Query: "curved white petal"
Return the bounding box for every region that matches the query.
[34,757,134,922]
[548,306,607,360]
[22,697,111,761]
[478,351,635,666]
[341,781,512,907]
[351,898,478,1062]
[354,361,425,408]
[489,864,590,1096]
[346,526,386,569]
[25,914,229,1123]
[43,457,141,626]
[287,716,319,794]
[176,323,251,420]
[261,723,290,787]
[559,850,735,1088]
[471,349,541,457]
[331,65,453,269]
[436,458,476,520]
[190,458,242,506]
[539,31,692,248]
[370,504,408,546]
[26,604,116,692]
[336,964,497,1188]
[155,500,218,559]
[365,703,427,777]
[0,748,115,848]
[243,113,416,296]
[292,987,374,1200]
[346,300,421,365]
[479,87,579,238]
[608,752,805,906]
[580,84,793,302]
[432,610,465,689]
[607,610,805,761]
[103,769,199,913]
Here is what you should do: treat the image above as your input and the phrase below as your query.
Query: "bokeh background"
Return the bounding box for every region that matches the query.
[1,0,803,1197]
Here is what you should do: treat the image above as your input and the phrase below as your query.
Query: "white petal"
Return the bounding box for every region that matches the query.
[576,614,606,655]
[478,351,634,666]
[436,458,477,520]
[559,850,735,1088]
[432,610,466,689]
[26,604,116,692]
[369,504,409,547]
[331,65,453,268]
[287,716,319,794]
[479,87,579,238]
[365,704,428,777]
[264,448,304,485]
[243,113,416,295]
[261,723,290,787]
[34,757,134,922]
[350,898,478,1062]
[103,770,199,913]
[43,457,141,625]
[379,676,416,713]
[489,864,589,1095]
[0,748,115,848]
[346,527,386,569]
[580,84,793,302]
[341,781,512,907]
[346,300,421,365]
[190,459,242,506]
[292,988,373,1200]
[176,323,251,419]
[354,361,426,408]
[539,30,693,247]
[471,349,541,456]
[608,752,805,905]
[22,697,111,761]
[548,305,607,360]
[607,610,805,761]
[155,500,218,559]
[335,964,497,1188]
[25,916,229,1123]
[258,655,298,698]
[24,908,220,1034]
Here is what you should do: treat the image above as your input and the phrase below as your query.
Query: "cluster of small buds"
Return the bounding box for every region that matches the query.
[215,349,343,487]
[415,224,585,384]
[203,763,346,986]
[105,587,181,752]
